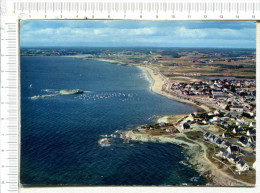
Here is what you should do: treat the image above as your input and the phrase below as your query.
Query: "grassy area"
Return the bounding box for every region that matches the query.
[167,114,188,124]
[185,131,204,140]
[146,127,179,136]
[23,48,256,80]
[94,50,255,80]
[223,166,256,184]
[148,129,167,136]
[242,156,256,163]
[204,125,225,135]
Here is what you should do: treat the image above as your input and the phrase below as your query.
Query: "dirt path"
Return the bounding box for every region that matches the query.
[182,134,254,186]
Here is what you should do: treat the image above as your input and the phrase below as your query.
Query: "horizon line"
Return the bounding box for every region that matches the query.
[20,46,256,50]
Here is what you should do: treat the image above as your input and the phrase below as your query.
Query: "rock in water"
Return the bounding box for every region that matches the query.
[98,138,111,147]
[29,89,84,100]
[59,89,84,95]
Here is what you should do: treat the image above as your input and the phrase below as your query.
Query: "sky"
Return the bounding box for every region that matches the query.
[20,20,256,48]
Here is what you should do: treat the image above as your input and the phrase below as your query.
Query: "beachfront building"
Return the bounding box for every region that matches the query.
[215,138,223,147]
[217,148,226,157]
[203,132,211,140]
[236,160,249,172]
[222,133,232,139]
[210,117,220,123]
[247,129,256,137]
[238,138,250,147]
[227,146,240,154]
[223,150,230,159]
[252,161,256,170]
[202,119,210,125]
[222,141,231,149]
[249,121,256,128]
[159,122,166,127]
[209,135,216,143]
[232,128,243,135]
[227,154,239,164]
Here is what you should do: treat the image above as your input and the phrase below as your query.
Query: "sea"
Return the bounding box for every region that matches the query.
[21,56,208,186]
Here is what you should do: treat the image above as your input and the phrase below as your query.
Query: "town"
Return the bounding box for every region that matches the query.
[170,79,256,113]
[126,77,256,184]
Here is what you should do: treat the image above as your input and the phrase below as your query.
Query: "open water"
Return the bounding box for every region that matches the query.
[21,56,208,186]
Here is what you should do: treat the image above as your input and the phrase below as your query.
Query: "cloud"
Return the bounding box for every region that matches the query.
[20,20,256,48]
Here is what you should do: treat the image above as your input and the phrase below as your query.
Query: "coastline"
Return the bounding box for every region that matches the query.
[66,56,253,186]
[137,65,212,113]
[66,55,213,112]
[120,130,253,187]
[121,64,253,186]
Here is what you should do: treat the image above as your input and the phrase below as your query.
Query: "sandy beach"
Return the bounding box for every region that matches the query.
[138,66,212,112]
[66,55,215,113]
[121,65,254,186]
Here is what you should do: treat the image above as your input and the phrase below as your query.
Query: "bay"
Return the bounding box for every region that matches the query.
[21,56,207,185]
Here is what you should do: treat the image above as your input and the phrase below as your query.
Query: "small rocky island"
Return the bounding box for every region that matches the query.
[30,89,85,99]
[59,89,84,95]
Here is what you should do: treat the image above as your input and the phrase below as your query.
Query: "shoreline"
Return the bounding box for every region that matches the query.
[120,129,253,187]
[65,56,252,186]
[137,65,212,113]
[110,61,253,186]
[67,55,213,112]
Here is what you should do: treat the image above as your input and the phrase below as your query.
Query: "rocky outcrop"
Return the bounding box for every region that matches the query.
[30,89,84,99]
[59,89,84,95]
[120,130,252,186]
[121,130,194,147]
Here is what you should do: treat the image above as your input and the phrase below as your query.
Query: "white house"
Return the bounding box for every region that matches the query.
[227,146,240,154]
[236,117,245,123]
[159,122,166,127]
[248,112,255,117]
[207,112,214,116]
[217,148,226,158]
[202,120,210,125]
[247,129,256,137]
[210,117,220,123]
[227,154,239,164]
[214,110,221,115]
[222,133,232,139]
[250,122,256,128]
[252,161,256,170]
[185,117,194,122]
[232,128,242,135]
[236,122,248,127]
[236,160,249,172]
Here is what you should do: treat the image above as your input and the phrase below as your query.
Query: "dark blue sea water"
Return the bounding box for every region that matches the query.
[21,56,208,186]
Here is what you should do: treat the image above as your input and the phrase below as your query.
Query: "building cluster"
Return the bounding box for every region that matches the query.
[204,131,252,172]
[181,110,256,173]
[171,79,256,114]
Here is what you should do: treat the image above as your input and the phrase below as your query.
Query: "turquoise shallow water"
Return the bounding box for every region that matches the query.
[21,56,208,185]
